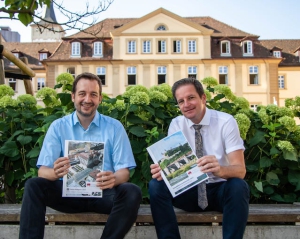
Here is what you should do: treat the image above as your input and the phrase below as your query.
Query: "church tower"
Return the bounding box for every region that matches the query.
[31,1,65,42]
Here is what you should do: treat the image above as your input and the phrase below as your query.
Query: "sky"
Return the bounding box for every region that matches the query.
[0,0,299,42]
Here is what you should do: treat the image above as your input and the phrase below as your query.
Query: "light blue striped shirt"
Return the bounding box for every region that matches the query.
[37,111,136,172]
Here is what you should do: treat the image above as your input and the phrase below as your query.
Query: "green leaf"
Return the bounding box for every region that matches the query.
[129,126,146,137]
[18,12,33,26]
[17,135,32,146]
[5,171,14,186]
[283,149,298,161]
[155,109,166,119]
[57,93,72,106]
[142,105,155,115]
[266,172,280,185]
[130,140,144,154]
[263,186,274,195]
[288,170,300,185]
[270,147,280,155]
[127,114,146,124]
[283,193,297,203]
[249,130,266,147]
[142,161,151,180]
[270,194,284,202]
[254,181,263,192]
[246,164,258,172]
[26,147,41,159]
[0,141,19,157]
[129,104,139,112]
[259,156,273,168]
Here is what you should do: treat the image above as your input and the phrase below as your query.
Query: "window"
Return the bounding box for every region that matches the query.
[67,67,76,79]
[128,40,136,53]
[249,66,258,85]
[157,25,166,31]
[93,42,103,57]
[243,41,253,56]
[188,40,196,53]
[9,78,17,91]
[157,66,166,84]
[250,104,258,112]
[127,66,136,85]
[221,41,231,56]
[173,40,181,53]
[71,42,81,56]
[158,40,166,53]
[96,67,106,85]
[278,75,285,89]
[273,51,281,58]
[143,40,151,53]
[37,78,45,90]
[39,53,48,61]
[188,66,197,79]
[219,66,228,84]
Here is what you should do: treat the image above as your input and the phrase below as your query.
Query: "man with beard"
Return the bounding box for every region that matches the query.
[19,72,142,239]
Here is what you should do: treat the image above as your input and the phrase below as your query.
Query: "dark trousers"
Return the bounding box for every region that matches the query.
[149,178,250,239]
[19,177,142,239]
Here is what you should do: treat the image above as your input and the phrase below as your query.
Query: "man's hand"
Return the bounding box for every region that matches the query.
[197,155,221,176]
[150,164,163,181]
[96,171,116,189]
[53,157,70,179]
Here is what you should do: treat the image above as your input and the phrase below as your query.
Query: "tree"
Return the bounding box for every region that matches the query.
[0,0,114,36]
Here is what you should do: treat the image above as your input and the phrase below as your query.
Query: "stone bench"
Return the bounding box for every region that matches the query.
[1,204,300,238]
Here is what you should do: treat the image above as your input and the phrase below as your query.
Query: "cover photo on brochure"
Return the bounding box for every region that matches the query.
[147,131,208,197]
[62,140,104,197]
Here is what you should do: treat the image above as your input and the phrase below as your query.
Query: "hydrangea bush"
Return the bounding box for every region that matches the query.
[1,78,300,204]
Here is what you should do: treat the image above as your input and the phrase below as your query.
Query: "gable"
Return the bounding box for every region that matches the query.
[111,8,213,37]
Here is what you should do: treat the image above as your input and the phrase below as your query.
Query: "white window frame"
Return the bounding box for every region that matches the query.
[250,104,258,112]
[273,51,281,58]
[127,66,137,85]
[71,42,81,57]
[249,66,259,85]
[157,25,166,31]
[173,40,181,53]
[188,66,197,79]
[93,42,103,57]
[143,40,151,53]
[221,40,231,56]
[128,40,136,53]
[188,40,196,53]
[96,66,106,85]
[158,40,166,53]
[39,53,48,61]
[278,75,285,89]
[67,67,76,79]
[157,66,167,84]
[8,78,17,91]
[219,66,228,84]
[37,78,45,91]
[243,40,253,56]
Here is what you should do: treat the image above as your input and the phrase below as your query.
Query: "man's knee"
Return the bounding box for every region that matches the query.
[224,178,250,199]
[148,179,169,198]
[117,183,142,204]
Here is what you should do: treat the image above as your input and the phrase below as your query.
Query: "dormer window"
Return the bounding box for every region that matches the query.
[273,51,281,58]
[157,25,166,31]
[220,40,231,56]
[243,40,253,56]
[39,53,48,61]
[71,42,81,57]
[93,41,103,57]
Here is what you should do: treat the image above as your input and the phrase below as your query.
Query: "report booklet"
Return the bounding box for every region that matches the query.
[147,131,208,197]
[62,140,104,197]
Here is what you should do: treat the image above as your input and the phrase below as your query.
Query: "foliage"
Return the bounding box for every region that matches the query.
[55,73,74,93]
[1,78,300,204]
[0,0,114,36]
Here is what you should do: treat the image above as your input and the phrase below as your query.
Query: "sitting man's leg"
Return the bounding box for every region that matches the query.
[149,179,201,239]
[19,177,66,239]
[97,183,142,239]
[207,178,250,239]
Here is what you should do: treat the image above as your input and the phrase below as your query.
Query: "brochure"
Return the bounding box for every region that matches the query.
[62,140,104,197]
[147,131,208,197]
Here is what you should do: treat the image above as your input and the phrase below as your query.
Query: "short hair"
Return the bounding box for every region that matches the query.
[72,72,102,95]
[172,78,205,101]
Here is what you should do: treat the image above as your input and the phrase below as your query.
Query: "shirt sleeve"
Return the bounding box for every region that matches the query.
[36,120,63,168]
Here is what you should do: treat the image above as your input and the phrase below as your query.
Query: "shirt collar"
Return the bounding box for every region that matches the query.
[186,107,211,128]
[72,111,100,128]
